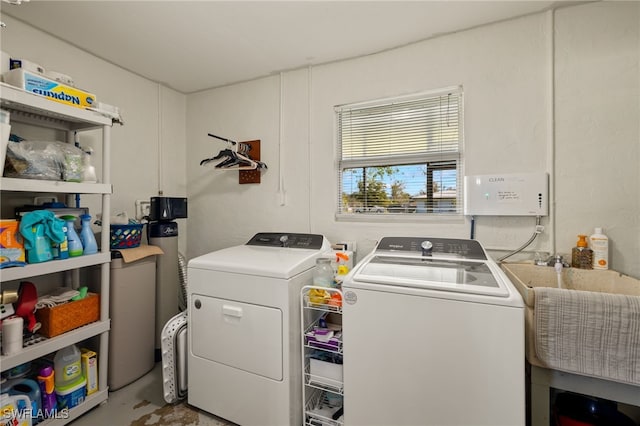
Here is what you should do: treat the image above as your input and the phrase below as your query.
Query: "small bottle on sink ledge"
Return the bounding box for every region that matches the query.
[590,227,609,270]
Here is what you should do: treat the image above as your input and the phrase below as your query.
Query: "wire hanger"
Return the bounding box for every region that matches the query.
[207,133,237,146]
[200,133,267,171]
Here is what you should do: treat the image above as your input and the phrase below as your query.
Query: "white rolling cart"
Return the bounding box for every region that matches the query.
[301,285,344,426]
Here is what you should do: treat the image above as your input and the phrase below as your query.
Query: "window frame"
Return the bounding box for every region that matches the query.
[335,86,465,222]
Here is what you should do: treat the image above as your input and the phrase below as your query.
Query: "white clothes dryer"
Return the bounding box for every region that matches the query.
[342,237,525,426]
[187,232,332,426]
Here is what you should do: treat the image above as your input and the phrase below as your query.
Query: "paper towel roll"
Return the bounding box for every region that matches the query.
[2,316,23,355]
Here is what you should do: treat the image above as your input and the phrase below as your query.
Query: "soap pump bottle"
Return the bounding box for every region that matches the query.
[79,214,98,255]
[61,215,83,257]
[571,235,593,269]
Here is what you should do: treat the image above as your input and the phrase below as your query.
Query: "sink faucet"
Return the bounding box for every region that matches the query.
[546,254,570,268]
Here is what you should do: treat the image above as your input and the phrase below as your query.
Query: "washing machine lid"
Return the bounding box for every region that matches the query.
[188,233,332,279]
[348,237,511,298]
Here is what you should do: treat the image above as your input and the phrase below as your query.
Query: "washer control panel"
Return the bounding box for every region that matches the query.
[376,237,487,260]
[246,232,326,249]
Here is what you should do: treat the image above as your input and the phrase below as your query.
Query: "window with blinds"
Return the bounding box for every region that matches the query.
[337,87,463,217]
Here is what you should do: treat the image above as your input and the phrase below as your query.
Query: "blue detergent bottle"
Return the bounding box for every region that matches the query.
[79,214,98,255]
[52,217,69,260]
[61,215,83,257]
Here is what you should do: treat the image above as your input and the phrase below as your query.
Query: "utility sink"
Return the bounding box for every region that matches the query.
[501,263,640,385]
[502,262,640,304]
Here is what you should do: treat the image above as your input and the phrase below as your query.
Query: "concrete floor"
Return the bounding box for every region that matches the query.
[69,363,234,426]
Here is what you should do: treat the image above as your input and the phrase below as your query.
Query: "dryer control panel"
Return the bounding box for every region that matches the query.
[247,233,326,249]
[376,237,487,260]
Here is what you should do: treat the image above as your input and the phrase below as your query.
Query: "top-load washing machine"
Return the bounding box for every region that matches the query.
[342,236,525,426]
[187,232,332,426]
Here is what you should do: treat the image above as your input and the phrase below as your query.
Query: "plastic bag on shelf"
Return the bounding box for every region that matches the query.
[4,139,85,181]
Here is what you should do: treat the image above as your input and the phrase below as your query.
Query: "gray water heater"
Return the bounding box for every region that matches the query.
[148,196,187,359]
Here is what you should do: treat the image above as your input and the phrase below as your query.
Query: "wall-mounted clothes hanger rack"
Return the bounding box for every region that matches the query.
[207,133,237,146]
[200,133,267,184]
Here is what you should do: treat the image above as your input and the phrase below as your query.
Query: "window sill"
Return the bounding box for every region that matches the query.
[335,213,465,224]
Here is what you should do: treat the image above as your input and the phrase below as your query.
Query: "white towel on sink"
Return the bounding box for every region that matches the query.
[534,286,640,385]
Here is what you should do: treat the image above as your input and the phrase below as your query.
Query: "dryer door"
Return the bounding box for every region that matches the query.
[191,294,283,380]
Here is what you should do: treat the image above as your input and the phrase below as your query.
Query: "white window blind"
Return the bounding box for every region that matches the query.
[337,87,463,216]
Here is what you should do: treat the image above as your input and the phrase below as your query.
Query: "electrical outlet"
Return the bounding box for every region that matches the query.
[135,200,151,220]
[337,241,357,254]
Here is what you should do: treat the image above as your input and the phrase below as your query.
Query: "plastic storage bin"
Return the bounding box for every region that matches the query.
[108,251,157,390]
[109,224,143,249]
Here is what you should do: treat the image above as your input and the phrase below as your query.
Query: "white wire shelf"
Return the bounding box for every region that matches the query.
[304,387,344,426]
[302,286,343,314]
[304,316,343,355]
[302,285,344,426]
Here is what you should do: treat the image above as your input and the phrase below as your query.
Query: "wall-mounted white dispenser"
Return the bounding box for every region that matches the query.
[464,172,548,216]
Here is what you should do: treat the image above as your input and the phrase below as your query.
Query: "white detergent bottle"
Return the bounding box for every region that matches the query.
[590,227,609,270]
[0,393,33,426]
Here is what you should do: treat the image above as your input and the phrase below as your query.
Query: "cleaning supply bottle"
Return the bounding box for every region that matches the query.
[58,225,69,260]
[51,217,69,260]
[6,377,41,421]
[309,257,334,305]
[79,214,98,255]
[590,227,609,270]
[26,223,53,263]
[571,235,593,269]
[54,345,83,388]
[61,216,83,257]
[54,345,86,409]
[335,252,351,277]
[37,365,57,418]
[81,148,97,183]
[0,393,32,426]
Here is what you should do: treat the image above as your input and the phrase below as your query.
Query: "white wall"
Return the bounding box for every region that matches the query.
[186,70,313,256]
[308,10,551,258]
[554,2,639,277]
[3,3,638,278]
[1,15,188,252]
[185,2,639,278]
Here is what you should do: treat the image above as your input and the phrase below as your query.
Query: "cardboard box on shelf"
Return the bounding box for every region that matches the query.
[81,348,98,395]
[0,219,25,265]
[3,68,96,109]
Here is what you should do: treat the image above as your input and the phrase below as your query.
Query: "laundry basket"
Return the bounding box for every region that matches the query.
[109,224,144,249]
